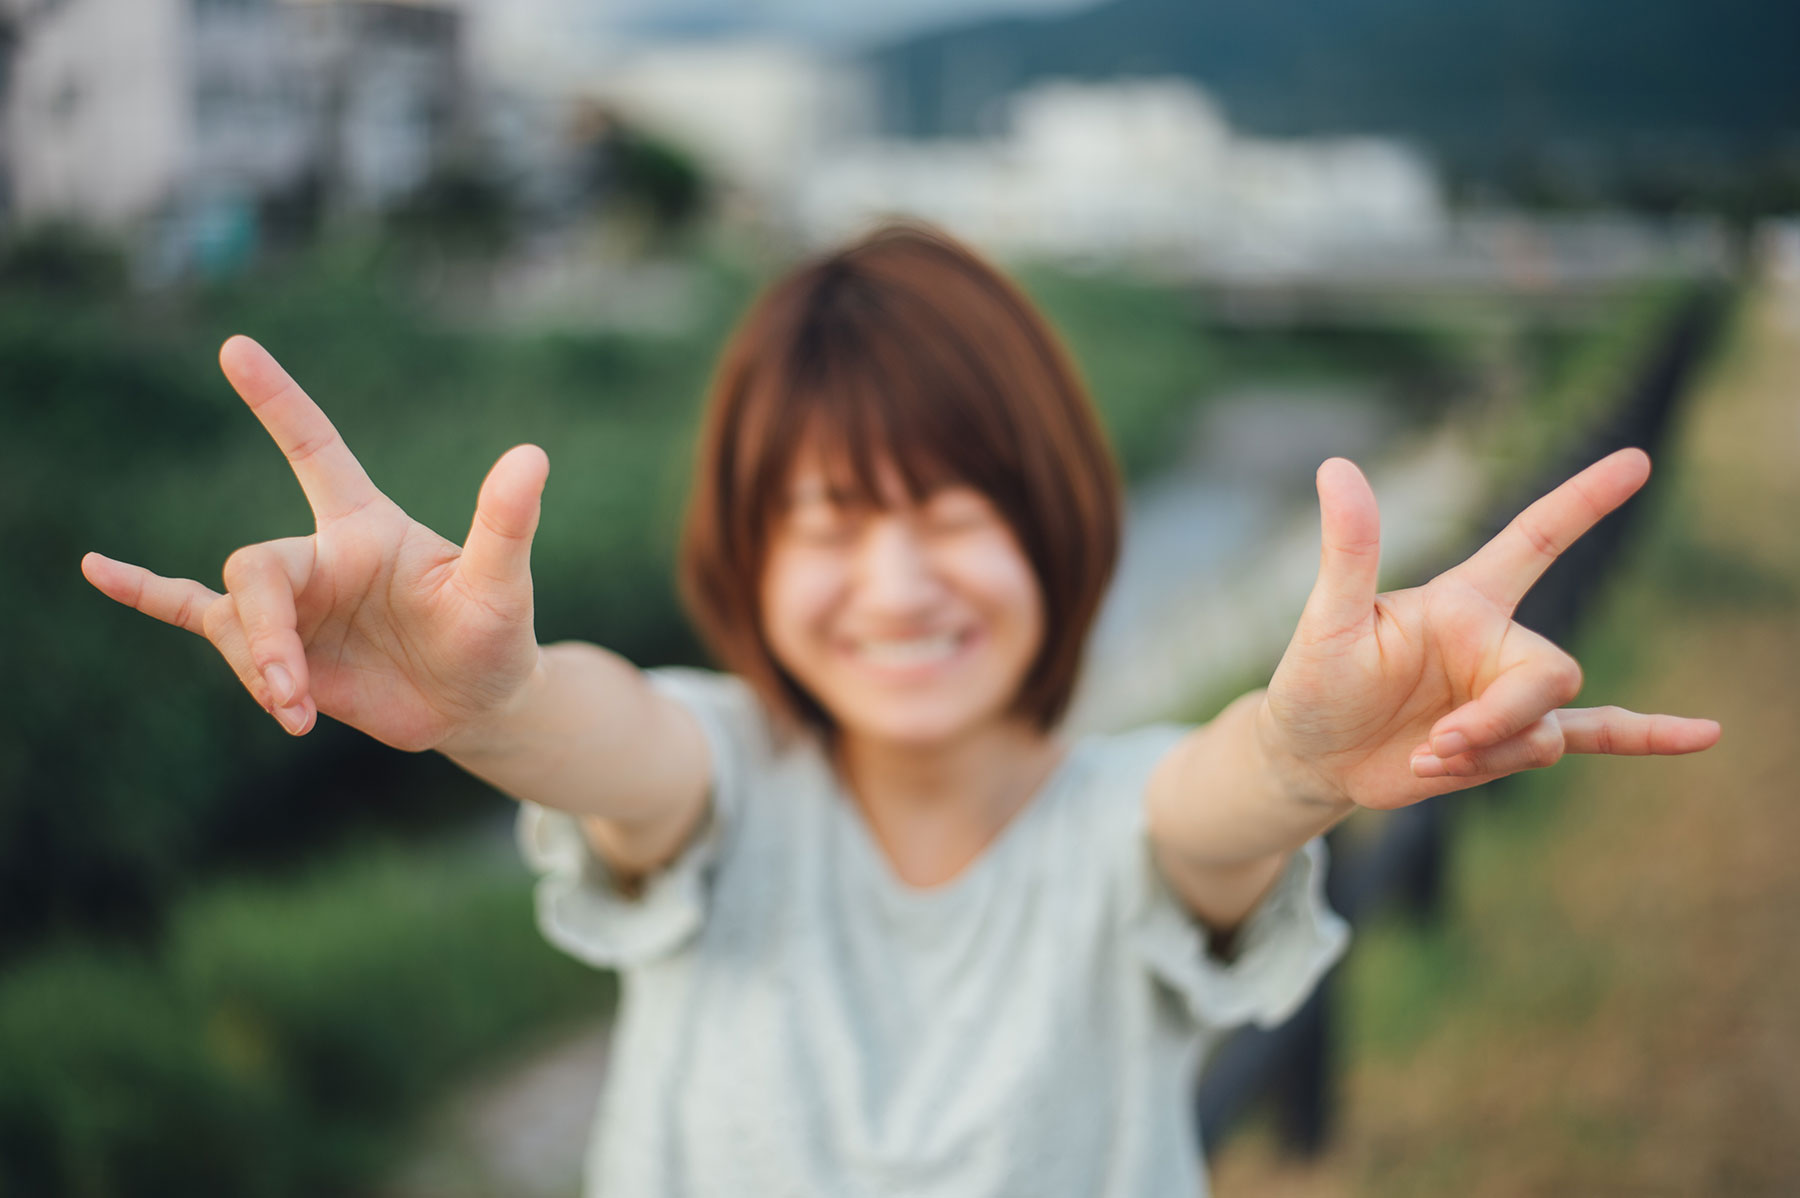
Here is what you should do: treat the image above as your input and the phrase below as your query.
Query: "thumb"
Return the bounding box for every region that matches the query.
[1299,457,1381,640]
[459,444,550,592]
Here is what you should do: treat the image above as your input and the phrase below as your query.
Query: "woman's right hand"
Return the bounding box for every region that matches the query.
[82,335,550,753]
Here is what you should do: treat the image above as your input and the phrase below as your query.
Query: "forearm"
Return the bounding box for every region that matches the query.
[435,640,709,829]
[1144,689,1355,931]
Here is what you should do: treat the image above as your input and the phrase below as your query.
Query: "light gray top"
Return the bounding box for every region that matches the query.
[517,668,1349,1198]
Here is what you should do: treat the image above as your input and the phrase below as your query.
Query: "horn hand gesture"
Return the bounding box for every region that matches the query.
[1261,449,1720,811]
[82,336,548,753]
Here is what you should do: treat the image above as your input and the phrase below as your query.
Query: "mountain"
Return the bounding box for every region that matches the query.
[866,0,1800,202]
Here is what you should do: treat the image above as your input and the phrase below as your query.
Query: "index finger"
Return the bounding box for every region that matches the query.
[1451,448,1650,612]
[219,335,381,523]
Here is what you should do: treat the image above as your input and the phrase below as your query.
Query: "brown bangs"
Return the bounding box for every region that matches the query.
[679,222,1123,735]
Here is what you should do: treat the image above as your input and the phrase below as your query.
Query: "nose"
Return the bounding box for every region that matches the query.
[854,514,943,614]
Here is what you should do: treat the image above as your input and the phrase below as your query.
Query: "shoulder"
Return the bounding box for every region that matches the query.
[1046,723,1192,857]
[1076,723,1191,797]
[643,667,784,770]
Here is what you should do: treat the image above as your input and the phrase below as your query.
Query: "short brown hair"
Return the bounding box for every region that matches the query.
[677,222,1121,735]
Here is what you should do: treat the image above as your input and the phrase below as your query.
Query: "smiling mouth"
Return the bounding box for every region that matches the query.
[847,630,970,670]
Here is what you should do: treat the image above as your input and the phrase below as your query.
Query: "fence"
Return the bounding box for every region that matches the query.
[1192,283,1730,1157]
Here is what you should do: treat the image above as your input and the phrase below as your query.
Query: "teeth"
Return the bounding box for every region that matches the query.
[855,633,960,667]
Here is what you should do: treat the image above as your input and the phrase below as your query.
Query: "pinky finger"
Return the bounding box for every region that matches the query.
[1557,706,1721,756]
[82,552,220,636]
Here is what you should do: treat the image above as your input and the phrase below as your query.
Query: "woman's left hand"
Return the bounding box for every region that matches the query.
[1260,448,1720,811]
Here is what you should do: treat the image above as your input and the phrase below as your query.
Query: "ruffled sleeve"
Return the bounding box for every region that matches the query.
[1104,724,1351,1032]
[1133,837,1349,1031]
[514,667,763,971]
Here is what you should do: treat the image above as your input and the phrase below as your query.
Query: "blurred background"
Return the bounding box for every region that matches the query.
[2,0,1796,1194]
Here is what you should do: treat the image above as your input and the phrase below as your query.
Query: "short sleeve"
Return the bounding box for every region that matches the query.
[514,667,765,971]
[1103,723,1351,1032]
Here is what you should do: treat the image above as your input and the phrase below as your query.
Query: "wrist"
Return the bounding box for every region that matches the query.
[1252,693,1356,813]
[433,646,550,760]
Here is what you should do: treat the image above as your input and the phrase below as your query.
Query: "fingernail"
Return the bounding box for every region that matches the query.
[265,664,295,706]
[1411,753,1446,778]
[276,703,307,735]
[1431,730,1469,758]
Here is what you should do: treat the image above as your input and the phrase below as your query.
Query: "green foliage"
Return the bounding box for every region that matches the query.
[385,158,519,260]
[0,223,128,298]
[610,131,710,240]
[1016,264,1218,478]
[0,836,614,1198]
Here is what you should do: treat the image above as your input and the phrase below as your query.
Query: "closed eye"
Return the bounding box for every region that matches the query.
[786,503,863,545]
[923,489,998,534]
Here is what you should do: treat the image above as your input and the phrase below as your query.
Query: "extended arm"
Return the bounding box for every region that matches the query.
[1144,451,1719,936]
[437,641,713,878]
[1145,691,1353,935]
[84,336,714,881]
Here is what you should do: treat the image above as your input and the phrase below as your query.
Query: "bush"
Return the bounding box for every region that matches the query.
[0,836,613,1197]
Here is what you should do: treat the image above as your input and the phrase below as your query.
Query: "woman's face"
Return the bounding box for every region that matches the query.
[759,454,1045,750]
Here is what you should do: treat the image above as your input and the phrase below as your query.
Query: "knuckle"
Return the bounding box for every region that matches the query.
[1531,723,1564,767]
[1521,519,1561,559]
[287,426,340,466]
[201,595,235,638]
[222,545,262,588]
[1457,752,1490,777]
[1594,720,1616,756]
[172,590,202,632]
[1554,654,1584,700]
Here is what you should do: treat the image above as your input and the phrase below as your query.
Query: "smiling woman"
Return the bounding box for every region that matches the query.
[759,468,1047,750]
[678,223,1121,737]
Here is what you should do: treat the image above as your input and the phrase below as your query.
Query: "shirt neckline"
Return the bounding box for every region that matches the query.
[823,737,1093,906]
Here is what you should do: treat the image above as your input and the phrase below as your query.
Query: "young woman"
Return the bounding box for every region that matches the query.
[81,224,1719,1195]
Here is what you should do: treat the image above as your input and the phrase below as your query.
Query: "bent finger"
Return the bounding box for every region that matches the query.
[82,552,220,636]
[1557,706,1721,756]
[204,595,315,736]
[1412,712,1565,779]
[1428,642,1584,758]
[222,538,314,712]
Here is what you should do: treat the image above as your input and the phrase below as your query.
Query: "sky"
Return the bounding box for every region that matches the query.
[461,0,1103,54]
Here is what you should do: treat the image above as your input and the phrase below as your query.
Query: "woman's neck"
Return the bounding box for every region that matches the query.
[831,720,1068,888]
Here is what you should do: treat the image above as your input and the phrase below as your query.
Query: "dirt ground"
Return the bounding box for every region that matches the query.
[1211,281,1800,1197]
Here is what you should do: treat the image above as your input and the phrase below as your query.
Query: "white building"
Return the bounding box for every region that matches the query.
[583,39,873,205]
[794,77,1446,273]
[3,0,464,272]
